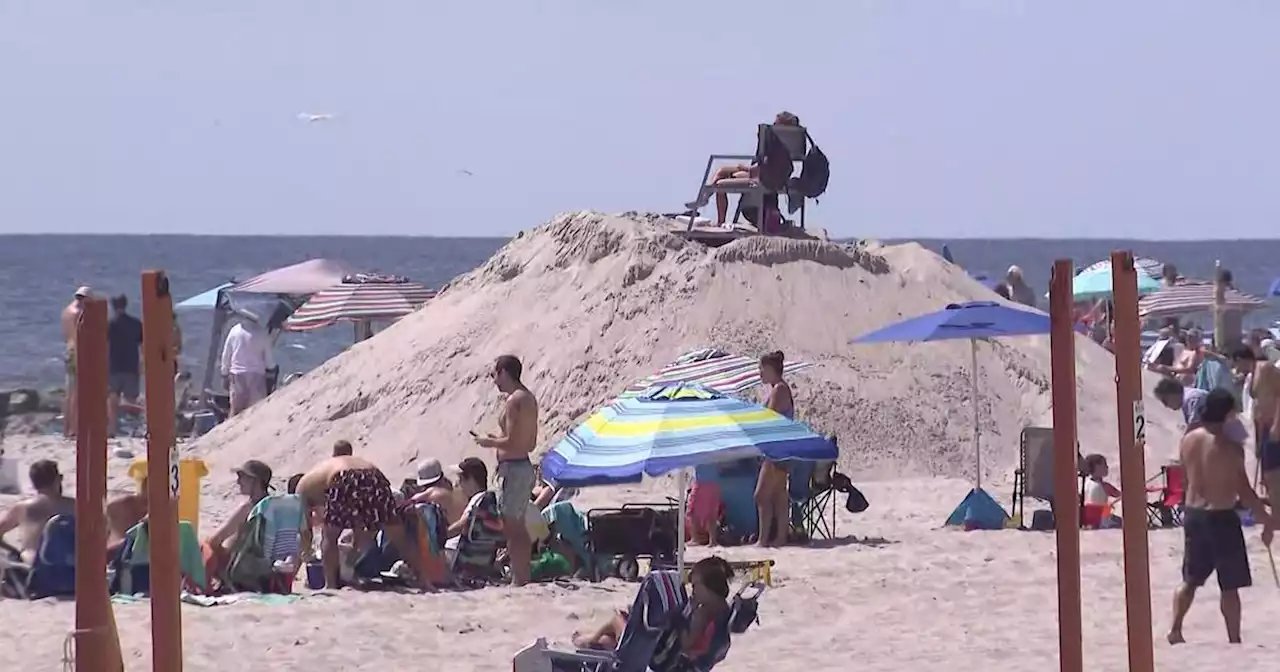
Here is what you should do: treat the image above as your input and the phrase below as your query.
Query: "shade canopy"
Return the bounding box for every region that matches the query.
[1079,256,1165,280]
[285,274,436,331]
[175,282,234,311]
[1138,283,1267,319]
[1268,277,1280,298]
[851,301,1052,344]
[231,258,353,296]
[618,348,814,400]
[542,382,836,487]
[1071,265,1160,301]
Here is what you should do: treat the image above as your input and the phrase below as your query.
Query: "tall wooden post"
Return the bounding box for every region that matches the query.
[142,270,183,672]
[1110,250,1155,672]
[1048,260,1083,672]
[73,297,124,672]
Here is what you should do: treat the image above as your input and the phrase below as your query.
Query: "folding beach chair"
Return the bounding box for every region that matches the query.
[451,491,508,583]
[111,520,205,595]
[512,570,686,672]
[223,495,303,593]
[1,514,76,600]
[1145,465,1186,528]
[1010,427,1086,530]
[683,122,813,231]
[789,460,837,542]
[650,582,769,671]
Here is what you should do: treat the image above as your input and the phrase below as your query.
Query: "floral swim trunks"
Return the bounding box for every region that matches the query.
[324,468,398,530]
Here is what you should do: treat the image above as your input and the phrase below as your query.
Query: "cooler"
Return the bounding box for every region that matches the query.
[128,457,208,536]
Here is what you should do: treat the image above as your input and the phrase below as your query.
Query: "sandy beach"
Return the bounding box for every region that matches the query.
[2,213,1275,670]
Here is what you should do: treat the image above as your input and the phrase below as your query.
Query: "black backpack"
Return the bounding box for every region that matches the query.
[790,134,830,199]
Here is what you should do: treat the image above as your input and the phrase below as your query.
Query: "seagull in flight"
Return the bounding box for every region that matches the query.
[297,113,336,123]
[457,168,474,176]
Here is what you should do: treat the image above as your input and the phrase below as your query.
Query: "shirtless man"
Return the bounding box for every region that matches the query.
[0,460,75,563]
[295,454,429,590]
[1168,389,1275,645]
[473,354,537,586]
[409,458,465,523]
[106,478,148,554]
[756,351,793,547]
[684,111,802,225]
[1250,349,1280,501]
[60,287,90,438]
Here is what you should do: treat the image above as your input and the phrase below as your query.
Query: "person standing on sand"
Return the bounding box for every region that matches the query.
[60,286,91,438]
[1250,348,1280,500]
[0,460,75,563]
[295,454,430,590]
[219,315,275,416]
[1168,389,1275,645]
[1004,266,1036,308]
[472,354,537,587]
[106,295,144,436]
[756,351,792,547]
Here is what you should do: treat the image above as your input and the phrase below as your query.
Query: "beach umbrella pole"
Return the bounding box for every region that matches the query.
[971,338,981,491]
[677,469,687,579]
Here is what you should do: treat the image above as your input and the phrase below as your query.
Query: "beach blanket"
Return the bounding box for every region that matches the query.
[111,592,304,607]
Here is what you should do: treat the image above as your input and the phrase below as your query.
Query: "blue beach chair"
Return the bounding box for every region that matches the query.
[1,514,76,599]
[512,570,686,672]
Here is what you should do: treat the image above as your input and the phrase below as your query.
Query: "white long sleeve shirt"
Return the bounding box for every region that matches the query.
[220,322,275,376]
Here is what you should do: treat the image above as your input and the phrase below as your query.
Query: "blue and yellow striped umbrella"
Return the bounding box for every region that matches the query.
[542,382,837,487]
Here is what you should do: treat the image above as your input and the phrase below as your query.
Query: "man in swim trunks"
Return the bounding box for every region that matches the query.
[60,287,90,438]
[473,354,537,586]
[295,455,429,590]
[1168,389,1275,645]
[1250,346,1280,501]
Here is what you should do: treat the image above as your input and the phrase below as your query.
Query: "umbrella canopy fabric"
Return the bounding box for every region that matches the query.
[1138,282,1267,319]
[231,259,353,296]
[284,274,436,331]
[619,349,814,399]
[852,301,1051,344]
[1080,257,1165,280]
[175,282,234,311]
[542,382,836,487]
[1268,277,1280,298]
[1071,265,1160,301]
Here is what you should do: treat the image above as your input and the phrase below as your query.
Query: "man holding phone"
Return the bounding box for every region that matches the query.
[472,355,538,587]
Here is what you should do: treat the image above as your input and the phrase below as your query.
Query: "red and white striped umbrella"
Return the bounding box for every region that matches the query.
[1138,282,1266,319]
[285,274,436,332]
[619,348,814,399]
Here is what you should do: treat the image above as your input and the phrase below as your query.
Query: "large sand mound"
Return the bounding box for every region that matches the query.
[192,211,1183,495]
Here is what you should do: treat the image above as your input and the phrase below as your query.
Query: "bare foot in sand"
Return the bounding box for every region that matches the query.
[1167,630,1185,645]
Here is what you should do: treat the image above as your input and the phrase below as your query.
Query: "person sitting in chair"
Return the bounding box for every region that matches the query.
[0,461,75,564]
[1081,454,1121,529]
[685,111,801,226]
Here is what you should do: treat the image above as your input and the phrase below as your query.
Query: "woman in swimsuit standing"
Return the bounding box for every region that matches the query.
[756,351,793,547]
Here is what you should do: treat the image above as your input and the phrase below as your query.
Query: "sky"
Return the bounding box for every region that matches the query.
[1,2,1277,239]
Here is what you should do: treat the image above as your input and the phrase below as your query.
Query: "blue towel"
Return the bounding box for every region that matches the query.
[252,494,304,561]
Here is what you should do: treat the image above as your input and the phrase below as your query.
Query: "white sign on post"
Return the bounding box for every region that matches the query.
[1133,399,1146,443]
[168,441,180,500]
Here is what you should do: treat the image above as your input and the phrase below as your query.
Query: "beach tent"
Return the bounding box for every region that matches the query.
[618,348,814,400]
[197,259,353,399]
[851,301,1053,529]
[542,382,836,574]
[944,488,1011,531]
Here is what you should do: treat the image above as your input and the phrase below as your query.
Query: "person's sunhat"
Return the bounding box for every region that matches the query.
[233,460,275,491]
[415,458,444,487]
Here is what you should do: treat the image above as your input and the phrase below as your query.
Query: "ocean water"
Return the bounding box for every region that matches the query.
[1,234,1277,391]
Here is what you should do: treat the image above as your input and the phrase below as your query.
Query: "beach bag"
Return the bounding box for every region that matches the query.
[225,515,274,592]
[729,586,763,634]
[844,485,869,514]
[789,136,830,199]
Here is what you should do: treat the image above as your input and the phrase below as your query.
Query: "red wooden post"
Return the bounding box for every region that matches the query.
[1048,260,1083,672]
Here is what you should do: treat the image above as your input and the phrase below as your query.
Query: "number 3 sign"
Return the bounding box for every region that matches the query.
[168,442,180,499]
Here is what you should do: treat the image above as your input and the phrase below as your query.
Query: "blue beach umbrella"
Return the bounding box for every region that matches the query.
[1072,265,1159,302]
[543,382,836,571]
[852,301,1056,529]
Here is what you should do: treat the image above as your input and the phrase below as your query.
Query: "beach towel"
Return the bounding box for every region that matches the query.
[255,494,304,562]
[453,491,506,579]
[115,520,206,594]
[542,501,591,569]
[407,501,449,586]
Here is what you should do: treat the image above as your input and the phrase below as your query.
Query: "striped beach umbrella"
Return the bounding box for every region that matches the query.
[1137,282,1266,319]
[543,382,836,487]
[284,274,436,332]
[619,349,814,399]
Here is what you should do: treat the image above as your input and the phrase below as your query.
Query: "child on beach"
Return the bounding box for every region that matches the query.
[1081,454,1121,529]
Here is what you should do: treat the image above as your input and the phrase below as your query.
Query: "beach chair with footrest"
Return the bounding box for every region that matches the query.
[1,514,76,599]
[683,123,813,232]
[1146,465,1186,528]
[1010,427,1086,530]
[512,570,686,672]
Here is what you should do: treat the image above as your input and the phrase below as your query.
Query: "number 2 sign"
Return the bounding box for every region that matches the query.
[1133,400,1146,443]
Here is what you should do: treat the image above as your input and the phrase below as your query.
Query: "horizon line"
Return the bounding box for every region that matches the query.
[1,232,1277,243]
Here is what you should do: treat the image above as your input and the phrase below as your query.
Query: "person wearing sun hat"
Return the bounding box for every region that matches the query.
[58,286,93,438]
[200,459,275,584]
[408,458,464,522]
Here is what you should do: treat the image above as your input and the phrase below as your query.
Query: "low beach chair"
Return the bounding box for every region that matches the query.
[650,581,769,671]
[451,491,507,582]
[111,520,205,595]
[512,570,686,672]
[789,459,836,542]
[1,514,76,599]
[1010,427,1086,530]
[1145,465,1186,528]
[223,494,303,593]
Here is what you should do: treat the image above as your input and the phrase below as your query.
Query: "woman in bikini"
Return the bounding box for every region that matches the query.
[756,351,793,547]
